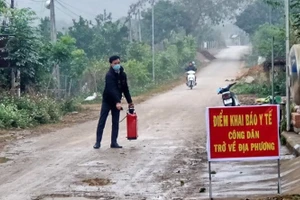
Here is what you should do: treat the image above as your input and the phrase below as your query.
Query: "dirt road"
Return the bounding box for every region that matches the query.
[0,46,251,200]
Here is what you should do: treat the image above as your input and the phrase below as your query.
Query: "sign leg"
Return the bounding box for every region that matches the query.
[208,161,212,199]
[277,159,281,194]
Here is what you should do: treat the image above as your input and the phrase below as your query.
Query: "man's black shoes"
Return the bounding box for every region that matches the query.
[93,143,101,149]
[110,143,123,148]
[93,143,122,149]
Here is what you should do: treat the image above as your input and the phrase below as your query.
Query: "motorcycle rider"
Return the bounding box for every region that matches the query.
[185,62,197,84]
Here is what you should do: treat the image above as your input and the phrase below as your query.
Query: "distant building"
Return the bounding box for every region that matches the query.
[229,34,241,46]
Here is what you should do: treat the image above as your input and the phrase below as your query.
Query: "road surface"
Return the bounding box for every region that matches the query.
[0,46,283,200]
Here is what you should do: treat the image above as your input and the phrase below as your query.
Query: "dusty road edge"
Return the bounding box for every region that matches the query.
[282,131,300,157]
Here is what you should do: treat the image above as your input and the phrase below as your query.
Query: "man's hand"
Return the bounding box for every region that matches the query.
[128,103,134,108]
[116,103,122,110]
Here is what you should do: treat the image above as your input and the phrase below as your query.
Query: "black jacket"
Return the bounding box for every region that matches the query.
[185,65,197,72]
[102,66,132,106]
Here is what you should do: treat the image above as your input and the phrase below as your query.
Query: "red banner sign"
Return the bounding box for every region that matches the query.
[206,105,280,161]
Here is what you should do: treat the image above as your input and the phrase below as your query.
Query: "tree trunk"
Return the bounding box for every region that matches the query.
[10,67,15,96]
[16,69,20,97]
[68,78,72,97]
[56,64,61,99]
[46,72,53,97]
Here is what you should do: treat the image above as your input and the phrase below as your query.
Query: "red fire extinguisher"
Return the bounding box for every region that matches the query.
[126,107,138,140]
[120,107,138,140]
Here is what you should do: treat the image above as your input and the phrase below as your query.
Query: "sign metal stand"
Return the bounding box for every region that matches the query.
[208,161,212,199]
[207,160,281,200]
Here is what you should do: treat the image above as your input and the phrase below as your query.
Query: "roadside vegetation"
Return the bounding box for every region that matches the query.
[233,0,287,98]
[231,0,300,142]
[234,0,300,99]
[0,0,243,129]
[233,71,286,97]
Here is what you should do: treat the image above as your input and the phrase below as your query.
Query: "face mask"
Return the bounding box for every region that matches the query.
[113,64,121,71]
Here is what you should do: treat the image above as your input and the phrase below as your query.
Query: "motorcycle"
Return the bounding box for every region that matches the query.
[217,82,240,106]
[186,70,196,89]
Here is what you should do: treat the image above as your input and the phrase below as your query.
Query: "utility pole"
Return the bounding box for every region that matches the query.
[138,9,142,42]
[272,36,275,104]
[269,6,272,24]
[135,13,138,41]
[10,0,21,97]
[49,0,60,98]
[10,0,15,95]
[129,14,132,42]
[50,0,57,42]
[152,0,155,82]
[285,0,291,131]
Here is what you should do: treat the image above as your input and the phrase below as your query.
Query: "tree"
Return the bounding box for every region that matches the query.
[68,16,94,56]
[141,0,190,44]
[2,8,43,91]
[126,42,151,62]
[290,0,300,43]
[70,49,88,80]
[90,16,129,59]
[259,0,300,45]
[178,0,247,35]
[51,35,77,64]
[252,24,285,59]
[39,17,64,42]
[39,17,51,41]
[0,0,6,9]
[49,35,88,95]
[235,0,284,35]
[69,11,129,59]
[263,0,282,7]
[5,8,42,68]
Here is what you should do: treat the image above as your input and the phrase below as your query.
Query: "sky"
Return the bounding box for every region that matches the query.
[13,0,139,28]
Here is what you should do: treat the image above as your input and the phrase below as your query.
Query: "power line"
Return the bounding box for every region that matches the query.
[38,0,46,15]
[55,3,76,20]
[56,0,94,18]
[56,0,119,20]
[55,0,80,18]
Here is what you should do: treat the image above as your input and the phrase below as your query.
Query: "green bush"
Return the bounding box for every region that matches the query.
[0,95,74,128]
[233,83,271,96]
[233,71,286,97]
[60,98,82,114]
[0,104,31,128]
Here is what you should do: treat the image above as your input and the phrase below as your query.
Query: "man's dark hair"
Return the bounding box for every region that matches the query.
[109,55,120,63]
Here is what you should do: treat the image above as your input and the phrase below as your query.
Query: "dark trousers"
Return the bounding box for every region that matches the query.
[96,101,120,144]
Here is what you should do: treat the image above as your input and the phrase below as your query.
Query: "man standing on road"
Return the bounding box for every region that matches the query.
[93,55,134,149]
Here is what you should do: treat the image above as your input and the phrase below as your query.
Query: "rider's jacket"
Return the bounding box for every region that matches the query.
[185,65,197,71]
